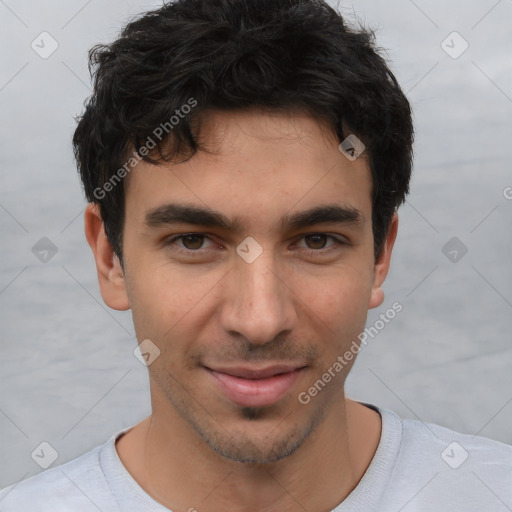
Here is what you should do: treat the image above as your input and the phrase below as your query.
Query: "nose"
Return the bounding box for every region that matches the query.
[219,248,298,346]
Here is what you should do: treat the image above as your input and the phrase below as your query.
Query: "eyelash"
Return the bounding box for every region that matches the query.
[163,233,347,257]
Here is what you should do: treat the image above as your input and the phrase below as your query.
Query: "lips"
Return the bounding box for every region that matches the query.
[205,364,306,408]
[208,364,304,380]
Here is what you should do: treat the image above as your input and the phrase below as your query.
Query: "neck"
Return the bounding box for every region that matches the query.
[115,397,381,512]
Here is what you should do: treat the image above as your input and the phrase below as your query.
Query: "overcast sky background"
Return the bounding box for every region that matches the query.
[0,0,511,488]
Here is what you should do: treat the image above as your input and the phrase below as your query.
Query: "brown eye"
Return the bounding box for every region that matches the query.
[180,234,206,250]
[164,233,215,254]
[294,233,346,256]
[304,234,329,250]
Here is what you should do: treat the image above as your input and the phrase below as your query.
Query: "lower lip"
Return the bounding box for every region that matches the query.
[206,367,304,408]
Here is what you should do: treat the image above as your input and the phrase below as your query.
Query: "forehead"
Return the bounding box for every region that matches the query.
[124,109,373,229]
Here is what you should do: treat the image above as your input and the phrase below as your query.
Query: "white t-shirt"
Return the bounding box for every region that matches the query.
[1,402,511,511]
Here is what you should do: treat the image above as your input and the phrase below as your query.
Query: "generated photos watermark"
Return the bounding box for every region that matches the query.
[298,301,403,404]
[93,97,198,200]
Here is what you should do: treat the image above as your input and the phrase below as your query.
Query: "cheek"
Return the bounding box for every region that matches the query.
[125,262,216,347]
[303,266,373,347]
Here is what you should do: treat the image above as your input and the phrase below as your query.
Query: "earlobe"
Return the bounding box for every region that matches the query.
[84,203,130,311]
[368,212,399,310]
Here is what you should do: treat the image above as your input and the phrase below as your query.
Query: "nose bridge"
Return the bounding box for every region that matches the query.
[244,252,282,304]
[220,247,296,345]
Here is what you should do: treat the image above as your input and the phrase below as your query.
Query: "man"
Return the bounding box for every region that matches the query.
[1,0,510,510]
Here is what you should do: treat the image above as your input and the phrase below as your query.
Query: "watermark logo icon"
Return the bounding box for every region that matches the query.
[31,441,59,469]
[32,237,58,263]
[134,339,161,366]
[339,134,365,161]
[236,237,263,263]
[31,32,59,59]
[442,237,468,263]
[441,31,469,59]
[441,441,469,469]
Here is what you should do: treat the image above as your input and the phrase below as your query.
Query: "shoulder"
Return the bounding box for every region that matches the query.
[400,413,512,469]
[0,442,118,512]
[380,407,512,510]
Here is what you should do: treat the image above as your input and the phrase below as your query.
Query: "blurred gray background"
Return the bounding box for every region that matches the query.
[0,0,511,489]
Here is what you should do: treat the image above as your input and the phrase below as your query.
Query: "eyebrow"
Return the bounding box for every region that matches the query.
[144,202,365,232]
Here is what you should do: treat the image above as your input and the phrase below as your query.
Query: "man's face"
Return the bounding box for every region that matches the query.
[117,108,391,463]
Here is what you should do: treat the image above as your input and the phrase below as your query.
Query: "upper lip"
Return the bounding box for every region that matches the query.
[205,364,306,380]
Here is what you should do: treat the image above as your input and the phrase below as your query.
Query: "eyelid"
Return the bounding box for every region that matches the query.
[292,233,348,253]
[164,233,219,251]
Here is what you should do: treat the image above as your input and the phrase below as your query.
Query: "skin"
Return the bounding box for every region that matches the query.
[85,108,398,512]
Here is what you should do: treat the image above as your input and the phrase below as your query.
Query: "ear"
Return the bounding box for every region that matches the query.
[84,203,130,311]
[368,211,399,309]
